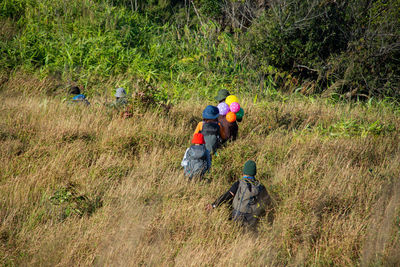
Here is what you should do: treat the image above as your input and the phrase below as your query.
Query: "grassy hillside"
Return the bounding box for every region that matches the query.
[1,0,400,265]
[1,77,400,266]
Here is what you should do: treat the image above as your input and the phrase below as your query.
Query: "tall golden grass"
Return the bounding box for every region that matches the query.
[1,77,400,266]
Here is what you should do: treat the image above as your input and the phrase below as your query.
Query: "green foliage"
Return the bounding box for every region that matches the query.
[0,0,399,100]
[197,0,222,19]
[1,0,252,100]
[9,0,153,75]
[49,183,102,219]
[0,0,28,20]
[315,119,395,138]
[243,0,400,98]
[245,1,348,70]
[331,0,400,97]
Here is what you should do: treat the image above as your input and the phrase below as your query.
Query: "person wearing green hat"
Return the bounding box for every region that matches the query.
[215,89,242,143]
[206,160,271,229]
[214,89,231,103]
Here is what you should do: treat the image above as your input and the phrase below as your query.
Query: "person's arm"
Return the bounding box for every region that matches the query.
[211,181,239,208]
[218,123,227,140]
[194,122,203,134]
[181,148,190,167]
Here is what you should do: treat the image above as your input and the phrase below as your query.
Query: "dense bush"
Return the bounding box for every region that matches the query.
[0,0,399,99]
[1,0,152,75]
[243,0,400,97]
[245,1,348,70]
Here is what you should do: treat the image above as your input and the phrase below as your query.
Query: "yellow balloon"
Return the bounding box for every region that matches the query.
[225,95,239,106]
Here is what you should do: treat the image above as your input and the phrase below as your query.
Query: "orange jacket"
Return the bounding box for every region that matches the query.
[194,121,227,140]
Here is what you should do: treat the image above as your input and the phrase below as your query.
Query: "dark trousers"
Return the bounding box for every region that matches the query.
[231,210,258,229]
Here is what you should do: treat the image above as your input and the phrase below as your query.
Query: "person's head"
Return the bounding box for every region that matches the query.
[202,105,219,120]
[215,89,230,103]
[243,160,257,177]
[191,133,205,145]
[69,86,81,95]
[115,87,127,99]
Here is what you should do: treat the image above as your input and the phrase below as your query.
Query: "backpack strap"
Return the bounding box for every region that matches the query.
[234,186,247,219]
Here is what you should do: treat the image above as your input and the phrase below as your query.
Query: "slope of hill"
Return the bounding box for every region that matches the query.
[1,77,399,265]
[1,0,400,265]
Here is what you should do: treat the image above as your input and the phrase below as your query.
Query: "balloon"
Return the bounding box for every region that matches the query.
[226,111,237,123]
[217,102,230,116]
[225,95,239,106]
[230,102,240,113]
[236,108,244,120]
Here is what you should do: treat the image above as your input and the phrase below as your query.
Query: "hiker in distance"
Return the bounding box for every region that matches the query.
[106,87,133,118]
[181,133,211,180]
[206,160,271,229]
[194,105,226,154]
[65,86,90,106]
[112,87,128,107]
[215,89,242,142]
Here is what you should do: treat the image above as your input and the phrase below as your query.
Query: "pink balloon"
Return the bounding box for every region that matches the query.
[230,102,240,113]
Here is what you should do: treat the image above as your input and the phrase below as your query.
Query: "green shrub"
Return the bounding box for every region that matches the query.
[1,0,399,100]
[0,0,29,20]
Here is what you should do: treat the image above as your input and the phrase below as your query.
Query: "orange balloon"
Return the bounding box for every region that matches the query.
[226,111,237,123]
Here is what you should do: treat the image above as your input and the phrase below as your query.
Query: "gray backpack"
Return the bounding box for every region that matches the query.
[200,122,220,154]
[232,178,268,219]
[184,145,208,179]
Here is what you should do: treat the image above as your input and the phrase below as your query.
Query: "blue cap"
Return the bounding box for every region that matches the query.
[202,105,220,119]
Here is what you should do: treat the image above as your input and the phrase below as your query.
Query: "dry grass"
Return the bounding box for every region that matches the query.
[1,79,400,266]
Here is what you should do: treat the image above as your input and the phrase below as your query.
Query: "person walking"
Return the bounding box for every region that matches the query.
[181,133,211,180]
[193,105,226,154]
[207,160,271,229]
[215,89,242,142]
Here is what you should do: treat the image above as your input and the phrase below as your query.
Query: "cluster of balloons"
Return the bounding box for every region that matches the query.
[217,95,244,123]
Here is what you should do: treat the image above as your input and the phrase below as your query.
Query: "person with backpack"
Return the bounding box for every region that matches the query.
[215,89,242,142]
[112,87,128,107]
[206,160,271,229]
[64,86,90,106]
[181,133,212,180]
[193,105,226,154]
[106,87,133,118]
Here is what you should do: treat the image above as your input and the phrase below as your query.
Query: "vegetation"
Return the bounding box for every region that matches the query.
[1,0,399,99]
[1,0,400,265]
[1,83,400,265]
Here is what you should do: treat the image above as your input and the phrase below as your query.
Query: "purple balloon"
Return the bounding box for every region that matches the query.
[218,102,230,115]
[230,102,240,113]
